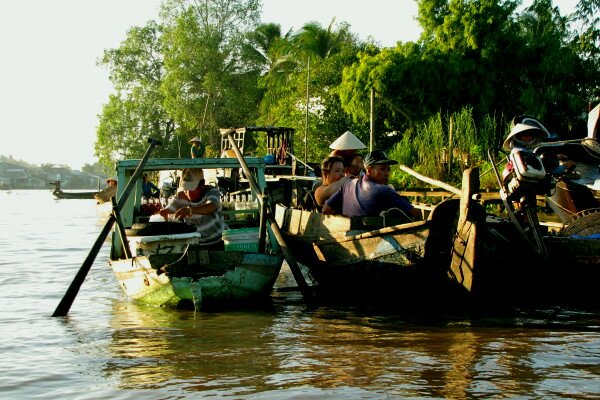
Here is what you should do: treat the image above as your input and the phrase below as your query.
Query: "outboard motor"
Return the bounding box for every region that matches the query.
[502,148,554,204]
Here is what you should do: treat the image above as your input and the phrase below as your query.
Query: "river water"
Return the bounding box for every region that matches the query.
[2,190,600,399]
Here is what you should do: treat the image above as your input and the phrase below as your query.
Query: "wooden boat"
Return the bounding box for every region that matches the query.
[274,196,461,302]
[49,180,98,199]
[536,104,600,224]
[447,165,600,306]
[108,157,284,310]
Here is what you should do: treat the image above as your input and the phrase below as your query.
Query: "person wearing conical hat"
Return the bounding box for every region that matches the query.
[501,121,547,184]
[328,130,366,166]
[502,123,546,150]
[189,136,206,158]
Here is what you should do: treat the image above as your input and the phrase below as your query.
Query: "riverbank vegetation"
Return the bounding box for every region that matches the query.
[95,0,599,187]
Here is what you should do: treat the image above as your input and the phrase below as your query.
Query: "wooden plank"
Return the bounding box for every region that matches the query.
[449,168,480,292]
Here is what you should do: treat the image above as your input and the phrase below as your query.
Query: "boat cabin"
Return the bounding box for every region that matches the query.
[219,126,319,207]
[111,157,270,259]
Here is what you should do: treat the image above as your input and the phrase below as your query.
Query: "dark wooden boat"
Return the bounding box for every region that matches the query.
[274,196,461,302]
[537,104,600,223]
[447,164,600,307]
[49,180,98,199]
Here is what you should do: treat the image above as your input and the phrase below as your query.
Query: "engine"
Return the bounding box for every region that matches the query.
[503,148,554,203]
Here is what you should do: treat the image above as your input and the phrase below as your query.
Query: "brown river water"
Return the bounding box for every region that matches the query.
[2,190,600,399]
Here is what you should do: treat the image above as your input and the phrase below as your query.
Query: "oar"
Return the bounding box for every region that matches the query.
[52,138,162,317]
[399,165,462,196]
[221,128,314,298]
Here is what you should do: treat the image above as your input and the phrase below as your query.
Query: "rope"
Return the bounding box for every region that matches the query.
[558,208,600,236]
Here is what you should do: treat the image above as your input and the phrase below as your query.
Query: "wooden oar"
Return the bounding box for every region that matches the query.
[52,138,162,317]
[399,165,462,196]
[221,128,314,298]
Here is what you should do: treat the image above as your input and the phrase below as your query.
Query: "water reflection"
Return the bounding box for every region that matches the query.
[4,191,600,399]
[100,295,600,398]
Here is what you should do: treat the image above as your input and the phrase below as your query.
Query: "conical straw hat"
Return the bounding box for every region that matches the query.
[329,131,366,150]
[502,123,545,150]
[189,136,201,143]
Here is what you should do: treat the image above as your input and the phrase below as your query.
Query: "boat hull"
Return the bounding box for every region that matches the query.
[53,190,98,199]
[275,203,461,301]
[110,249,283,309]
[547,179,600,222]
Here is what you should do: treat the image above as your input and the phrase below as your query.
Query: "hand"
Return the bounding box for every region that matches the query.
[322,204,334,215]
[174,206,192,219]
[158,209,170,221]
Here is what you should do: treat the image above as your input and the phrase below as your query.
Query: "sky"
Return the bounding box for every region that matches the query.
[0,0,579,170]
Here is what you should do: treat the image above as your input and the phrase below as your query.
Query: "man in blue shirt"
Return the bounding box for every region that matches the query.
[142,173,160,198]
[323,150,420,220]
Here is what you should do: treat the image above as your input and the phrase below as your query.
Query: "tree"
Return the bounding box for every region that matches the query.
[159,0,263,153]
[96,20,177,169]
[338,0,596,149]
[81,162,107,176]
[254,19,365,162]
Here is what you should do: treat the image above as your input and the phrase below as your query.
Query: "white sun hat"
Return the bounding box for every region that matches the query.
[189,136,201,143]
[502,123,546,150]
[179,168,205,190]
[329,130,367,150]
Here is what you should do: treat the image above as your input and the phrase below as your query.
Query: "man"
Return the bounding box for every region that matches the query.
[323,150,420,220]
[189,136,206,158]
[142,173,160,198]
[159,168,227,249]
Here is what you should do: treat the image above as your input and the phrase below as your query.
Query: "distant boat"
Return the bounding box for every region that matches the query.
[49,180,98,200]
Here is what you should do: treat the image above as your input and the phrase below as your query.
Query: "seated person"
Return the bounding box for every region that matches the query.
[95,177,118,203]
[142,173,160,198]
[323,150,420,220]
[159,168,227,249]
[314,156,351,206]
[346,153,364,177]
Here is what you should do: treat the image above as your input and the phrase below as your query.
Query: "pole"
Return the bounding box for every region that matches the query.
[52,138,162,317]
[304,56,310,175]
[370,87,375,151]
[221,129,313,298]
[200,93,210,141]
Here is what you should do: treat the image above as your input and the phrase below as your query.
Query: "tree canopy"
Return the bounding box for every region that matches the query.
[95,0,600,178]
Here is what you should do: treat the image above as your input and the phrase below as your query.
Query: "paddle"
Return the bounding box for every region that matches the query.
[221,128,314,298]
[52,138,162,317]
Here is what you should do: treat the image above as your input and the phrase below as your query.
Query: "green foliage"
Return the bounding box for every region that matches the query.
[387,107,504,188]
[94,0,600,192]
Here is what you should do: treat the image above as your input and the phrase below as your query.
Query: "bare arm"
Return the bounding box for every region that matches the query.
[160,203,217,220]
[314,176,349,205]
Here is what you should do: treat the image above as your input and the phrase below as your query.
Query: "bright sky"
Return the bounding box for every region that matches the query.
[0,0,578,170]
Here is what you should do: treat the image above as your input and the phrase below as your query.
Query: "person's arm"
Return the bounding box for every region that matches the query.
[386,189,421,220]
[159,200,178,220]
[322,203,335,215]
[323,185,343,215]
[314,176,349,205]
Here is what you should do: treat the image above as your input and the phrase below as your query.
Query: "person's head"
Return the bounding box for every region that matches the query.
[364,150,398,185]
[329,130,366,152]
[321,156,345,185]
[179,168,206,201]
[189,137,201,147]
[106,177,117,186]
[346,154,364,176]
[142,173,149,182]
[503,123,545,150]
